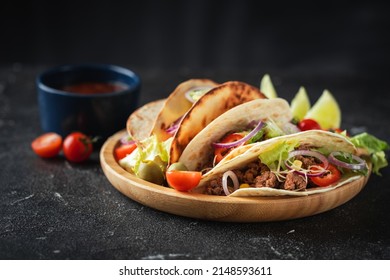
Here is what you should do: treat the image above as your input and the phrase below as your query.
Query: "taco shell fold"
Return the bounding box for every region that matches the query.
[151,79,219,142]
[197,130,361,196]
[179,98,292,171]
[126,99,165,142]
[169,81,267,164]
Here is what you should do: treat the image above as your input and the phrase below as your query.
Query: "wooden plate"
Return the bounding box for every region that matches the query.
[100,130,370,222]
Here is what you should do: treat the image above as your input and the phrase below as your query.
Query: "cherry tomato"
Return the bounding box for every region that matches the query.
[114,143,137,161]
[214,133,244,164]
[310,163,341,187]
[166,170,202,192]
[63,132,93,163]
[298,119,321,131]
[31,132,63,158]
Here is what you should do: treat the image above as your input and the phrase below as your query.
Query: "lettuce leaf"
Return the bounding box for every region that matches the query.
[350,132,389,175]
[264,119,285,139]
[258,139,299,171]
[119,134,172,175]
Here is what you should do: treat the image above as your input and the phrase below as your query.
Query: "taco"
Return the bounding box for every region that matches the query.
[120,80,266,185]
[151,79,219,142]
[179,98,294,171]
[169,81,267,164]
[126,99,165,142]
[197,130,371,196]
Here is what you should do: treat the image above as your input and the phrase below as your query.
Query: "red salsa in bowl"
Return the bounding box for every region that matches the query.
[63,82,128,94]
[37,64,140,140]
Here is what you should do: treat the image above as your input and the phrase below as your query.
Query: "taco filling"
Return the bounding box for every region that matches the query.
[179,98,293,171]
[204,142,368,196]
[205,118,290,169]
[120,80,266,185]
[194,129,387,197]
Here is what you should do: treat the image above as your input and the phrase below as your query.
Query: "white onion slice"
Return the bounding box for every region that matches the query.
[285,150,329,177]
[222,171,239,196]
[212,120,264,149]
[328,151,367,170]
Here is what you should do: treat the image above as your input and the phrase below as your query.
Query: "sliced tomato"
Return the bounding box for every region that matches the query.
[166,170,202,192]
[298,119,321,131]
[31,132,63,158]
[214,133,244,164]
[310,163,341,187]
[114,143,137,161]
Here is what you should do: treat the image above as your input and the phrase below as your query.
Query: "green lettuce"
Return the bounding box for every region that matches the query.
[350,132,389,175]
[248,119,285,144]
[119,134,172,175]
[258,139,299,171]
[264,119,285,139]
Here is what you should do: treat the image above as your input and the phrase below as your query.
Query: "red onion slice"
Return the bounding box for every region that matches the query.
[222,171,239,196]
[212,120,265,149]
[120,135,136,145]
[166,124,179,135]
[166,116,184,135]
[285,150,329,177]
[328,151,367,170]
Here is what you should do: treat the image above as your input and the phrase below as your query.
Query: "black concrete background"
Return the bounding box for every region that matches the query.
[1,0,390,260]
[2,0,389,73]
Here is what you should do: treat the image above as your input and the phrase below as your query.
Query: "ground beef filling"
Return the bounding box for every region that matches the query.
[205,159,309,196]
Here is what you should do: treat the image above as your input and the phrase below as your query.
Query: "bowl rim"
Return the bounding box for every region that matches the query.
[36,63,141,98]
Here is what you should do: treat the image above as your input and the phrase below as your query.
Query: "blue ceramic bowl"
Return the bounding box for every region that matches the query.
[37,64,140,141]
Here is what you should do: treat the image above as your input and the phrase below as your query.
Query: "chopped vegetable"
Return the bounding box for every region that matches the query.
[258,140,299,171]
[31,132,63,158]
[213,133,244,164]
[263,119,285,139]
[310,163,341,187]
[328,151,367,171]
[350,132,389,175]
[166,170,202,191]
[119,134,172,177]
[166,116,184,135]
[114,142,137,161]
[285,150,329,177]
[185,86,213,103]
[120,134,135,145]
[222,170,239,196]
[212,120,264,149]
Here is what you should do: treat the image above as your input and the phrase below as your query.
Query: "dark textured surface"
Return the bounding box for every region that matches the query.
[0,65,389,260]
[1,0,390,260]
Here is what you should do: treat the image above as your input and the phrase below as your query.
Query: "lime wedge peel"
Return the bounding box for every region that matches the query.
[259,74,342,129]
[290,86,310,121]
[260,74,278,99]
[304,89,341,130]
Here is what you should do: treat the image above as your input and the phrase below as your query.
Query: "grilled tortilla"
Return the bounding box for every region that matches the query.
[151,79,219,142]
[197,130,367,196]
[179,98,292,171]
[126,99,165,142]
[169,81,267,164]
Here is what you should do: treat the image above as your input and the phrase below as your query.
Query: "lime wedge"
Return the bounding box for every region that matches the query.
[260,74,277,98]
[304,89,341,129]
[290,86,310,121]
